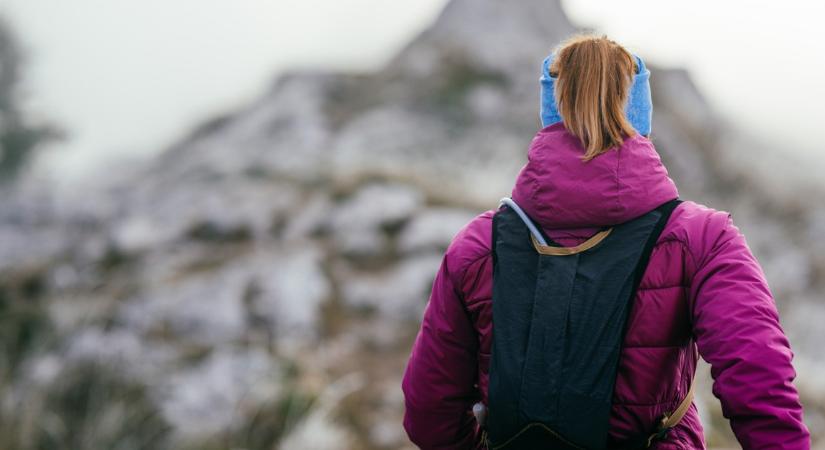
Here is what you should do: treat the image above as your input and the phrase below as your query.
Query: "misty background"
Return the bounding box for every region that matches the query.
[1,1,823,183]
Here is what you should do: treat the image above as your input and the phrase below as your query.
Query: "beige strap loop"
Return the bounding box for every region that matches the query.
[661,372,696,429]
[646,370,697,447]
[530,228,613,256]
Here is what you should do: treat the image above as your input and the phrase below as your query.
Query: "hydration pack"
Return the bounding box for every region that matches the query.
[481,196,694,450]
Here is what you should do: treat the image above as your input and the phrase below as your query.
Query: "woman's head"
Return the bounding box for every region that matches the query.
[547,34,641,162]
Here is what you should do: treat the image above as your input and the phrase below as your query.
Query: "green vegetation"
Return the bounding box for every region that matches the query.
[0,15,61,182]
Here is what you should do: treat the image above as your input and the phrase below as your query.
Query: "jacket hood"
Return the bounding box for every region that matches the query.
[510,121,679,230]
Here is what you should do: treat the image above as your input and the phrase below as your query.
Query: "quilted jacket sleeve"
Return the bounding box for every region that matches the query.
[401,249,480,449]
[688,211,810,449]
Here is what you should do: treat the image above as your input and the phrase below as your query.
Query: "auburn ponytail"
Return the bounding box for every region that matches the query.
[549,34,638,161]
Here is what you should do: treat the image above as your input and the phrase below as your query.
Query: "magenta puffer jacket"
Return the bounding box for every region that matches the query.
[401,122,810,449]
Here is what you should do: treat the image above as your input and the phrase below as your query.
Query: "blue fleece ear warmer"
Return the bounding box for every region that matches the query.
[540,52,652,136]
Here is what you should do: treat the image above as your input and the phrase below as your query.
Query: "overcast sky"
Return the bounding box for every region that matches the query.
[0,0,822,183]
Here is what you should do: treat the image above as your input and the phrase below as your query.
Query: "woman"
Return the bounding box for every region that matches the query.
[401,34,809,449]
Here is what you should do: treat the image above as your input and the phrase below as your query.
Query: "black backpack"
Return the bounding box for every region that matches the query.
[479,196,694,450]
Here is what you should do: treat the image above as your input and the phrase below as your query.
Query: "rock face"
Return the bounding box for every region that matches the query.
[0,0,822,448]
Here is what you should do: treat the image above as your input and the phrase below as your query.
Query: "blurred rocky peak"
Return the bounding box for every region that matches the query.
[388,0,574,80]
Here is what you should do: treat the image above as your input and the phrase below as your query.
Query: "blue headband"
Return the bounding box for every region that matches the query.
[540,52,652,136]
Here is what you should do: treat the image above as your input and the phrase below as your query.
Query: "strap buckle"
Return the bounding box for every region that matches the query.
[645,427,671,447]
[645,412,673,447]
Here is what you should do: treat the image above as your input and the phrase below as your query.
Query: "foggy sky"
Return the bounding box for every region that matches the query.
[0,0,821,184]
